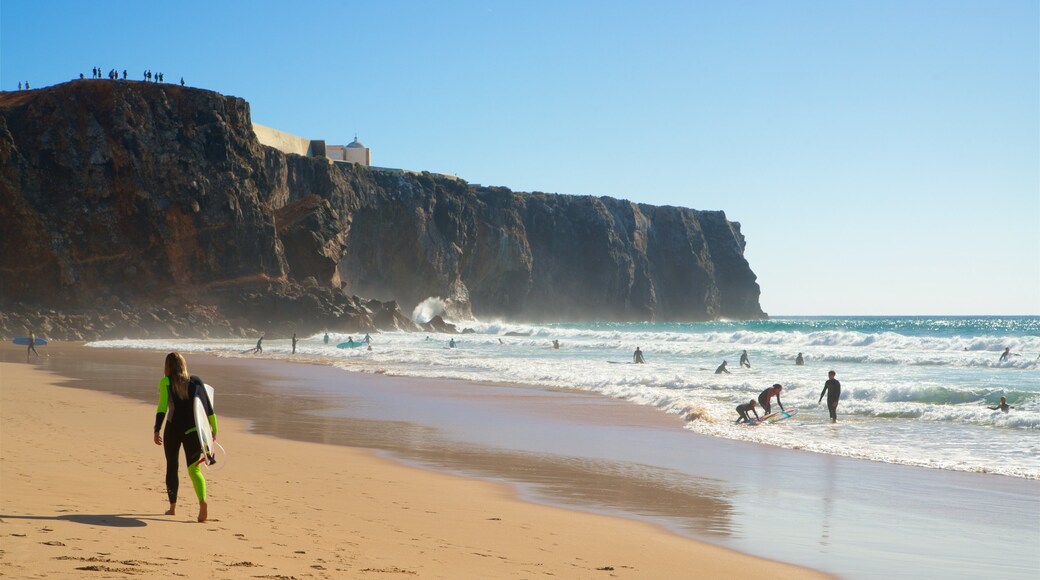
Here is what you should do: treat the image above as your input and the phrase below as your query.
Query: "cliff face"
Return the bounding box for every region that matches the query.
[0,81,763,338]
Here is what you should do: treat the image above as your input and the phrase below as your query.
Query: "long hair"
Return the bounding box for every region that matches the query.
[164,352,190,400]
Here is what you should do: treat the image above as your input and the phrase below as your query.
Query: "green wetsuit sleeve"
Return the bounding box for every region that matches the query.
[208,413,218,437]
[154,377,170,432]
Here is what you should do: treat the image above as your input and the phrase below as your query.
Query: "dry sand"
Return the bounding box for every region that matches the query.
[0,361,827,579]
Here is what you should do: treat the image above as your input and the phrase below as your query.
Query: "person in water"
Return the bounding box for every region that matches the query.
[818,370,841,423]
[252,334,264,354]
[323,332,329,345]
[795,352,804,366]
[988,396,1013,413]
[735,400,759,424]
[715,360,731,374]
[758,384,785,415]
[999,347,1011,362]
[633,347,646,364]
[552,339,560,350]
[739,350,751,368]
[364,333,372,344]
[291,333,297,354]
[449,338,456,348]
[153,352,217,522]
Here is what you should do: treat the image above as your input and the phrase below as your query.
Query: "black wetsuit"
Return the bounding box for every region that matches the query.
[758,387,784,415]
[735,402,759,424]
[154,375,213,504]
[819,378,841,421]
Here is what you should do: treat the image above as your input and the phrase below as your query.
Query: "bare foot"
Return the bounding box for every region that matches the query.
[197,501,208,523]
[165,504,176,516]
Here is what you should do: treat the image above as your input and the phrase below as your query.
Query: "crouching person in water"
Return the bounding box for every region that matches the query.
[735,399,760,424]
[153,352,217,522]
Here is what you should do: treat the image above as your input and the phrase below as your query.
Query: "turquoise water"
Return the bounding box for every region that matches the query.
[92,316,1040,479]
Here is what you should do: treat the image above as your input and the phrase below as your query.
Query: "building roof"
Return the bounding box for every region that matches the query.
[346,136,366,149]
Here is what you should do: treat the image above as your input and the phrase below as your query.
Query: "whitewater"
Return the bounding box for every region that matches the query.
[90,316,1040,479]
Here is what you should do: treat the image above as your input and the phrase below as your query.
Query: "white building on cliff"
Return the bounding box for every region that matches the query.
[326,136,371,166]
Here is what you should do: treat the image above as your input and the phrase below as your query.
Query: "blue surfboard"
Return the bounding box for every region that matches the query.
[13,336,47,346]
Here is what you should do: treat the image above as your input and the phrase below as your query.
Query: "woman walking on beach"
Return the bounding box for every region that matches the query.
[153,352,217,522]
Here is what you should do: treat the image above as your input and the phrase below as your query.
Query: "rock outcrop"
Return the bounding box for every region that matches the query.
[0,81,764,339]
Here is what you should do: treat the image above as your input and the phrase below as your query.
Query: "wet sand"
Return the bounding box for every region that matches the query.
[0,345,824,579]
[4,343,1039,578]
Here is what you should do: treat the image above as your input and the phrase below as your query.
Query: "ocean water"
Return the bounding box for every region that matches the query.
[90,316,1040,479]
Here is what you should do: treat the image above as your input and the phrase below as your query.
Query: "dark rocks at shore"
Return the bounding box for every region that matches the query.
[0,81,765,340]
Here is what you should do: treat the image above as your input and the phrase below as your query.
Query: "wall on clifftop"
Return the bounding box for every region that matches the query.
[0,81,765,335]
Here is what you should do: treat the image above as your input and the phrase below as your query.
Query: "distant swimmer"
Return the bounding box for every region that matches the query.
[633,347,645,364]
[758,384,785,415]
[449,338,456,349]
[999,347,1011,362]
[291,333,297,354]
[988,396,1013,413]
[735,400,760,424]
[499,338,504,344]
[715,360,731,374]
[252,334,264,354]
[795,352,804,366]
[818,370,841,423]
[323,333,330,345]
[553,339,560,350]
[739,350,751,368]
[364,333,372,344]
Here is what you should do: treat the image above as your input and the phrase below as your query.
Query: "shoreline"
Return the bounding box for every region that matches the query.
[0,348,827,579]
[4,344,1038,578]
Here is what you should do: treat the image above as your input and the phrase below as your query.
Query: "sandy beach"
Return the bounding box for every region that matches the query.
[0,348,824,579]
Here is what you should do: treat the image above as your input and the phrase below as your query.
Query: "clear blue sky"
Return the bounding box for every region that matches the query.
[3,1,1037,316]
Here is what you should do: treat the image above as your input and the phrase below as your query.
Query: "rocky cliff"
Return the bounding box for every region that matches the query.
[0,81,764,339]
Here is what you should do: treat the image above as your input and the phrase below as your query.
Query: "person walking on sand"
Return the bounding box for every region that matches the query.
[988,396,1013,413]
[633,347,646,364]
[739,350,751,368]
[291,333,297,354]
[715,360,731,374]
[153,352,217,522]
[796,352,804,366]
[26,331,39,360]
[818,370,841,423]
[758,384,785,415]
[735,400,760,424]
[252,334,264,354]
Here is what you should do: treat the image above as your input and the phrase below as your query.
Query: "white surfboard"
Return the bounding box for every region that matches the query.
[193,383,216,466]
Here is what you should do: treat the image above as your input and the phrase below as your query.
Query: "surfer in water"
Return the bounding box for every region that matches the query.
[988,396,1013,413]
[291,333,297,354]
[818,370,841,423]
[795,352,804,366]
[633,347,646,364]
[323,332,330,345]
[999,347,1012,363]
[735,400,759,424]
[758,384,785,415]
[715,360,731,374]
[153,352,217,522]
[364,333,372,344]
[252,334,264,354]
[449,338,456,349]
[739,350,751,368]
[553,339,560,350]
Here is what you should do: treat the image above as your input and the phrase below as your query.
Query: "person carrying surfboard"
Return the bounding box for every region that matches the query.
[26,331,38,360]
[153,352,218,522]
[758,384,785,415]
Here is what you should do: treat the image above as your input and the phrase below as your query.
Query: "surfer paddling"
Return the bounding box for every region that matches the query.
[153,352,218,522]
